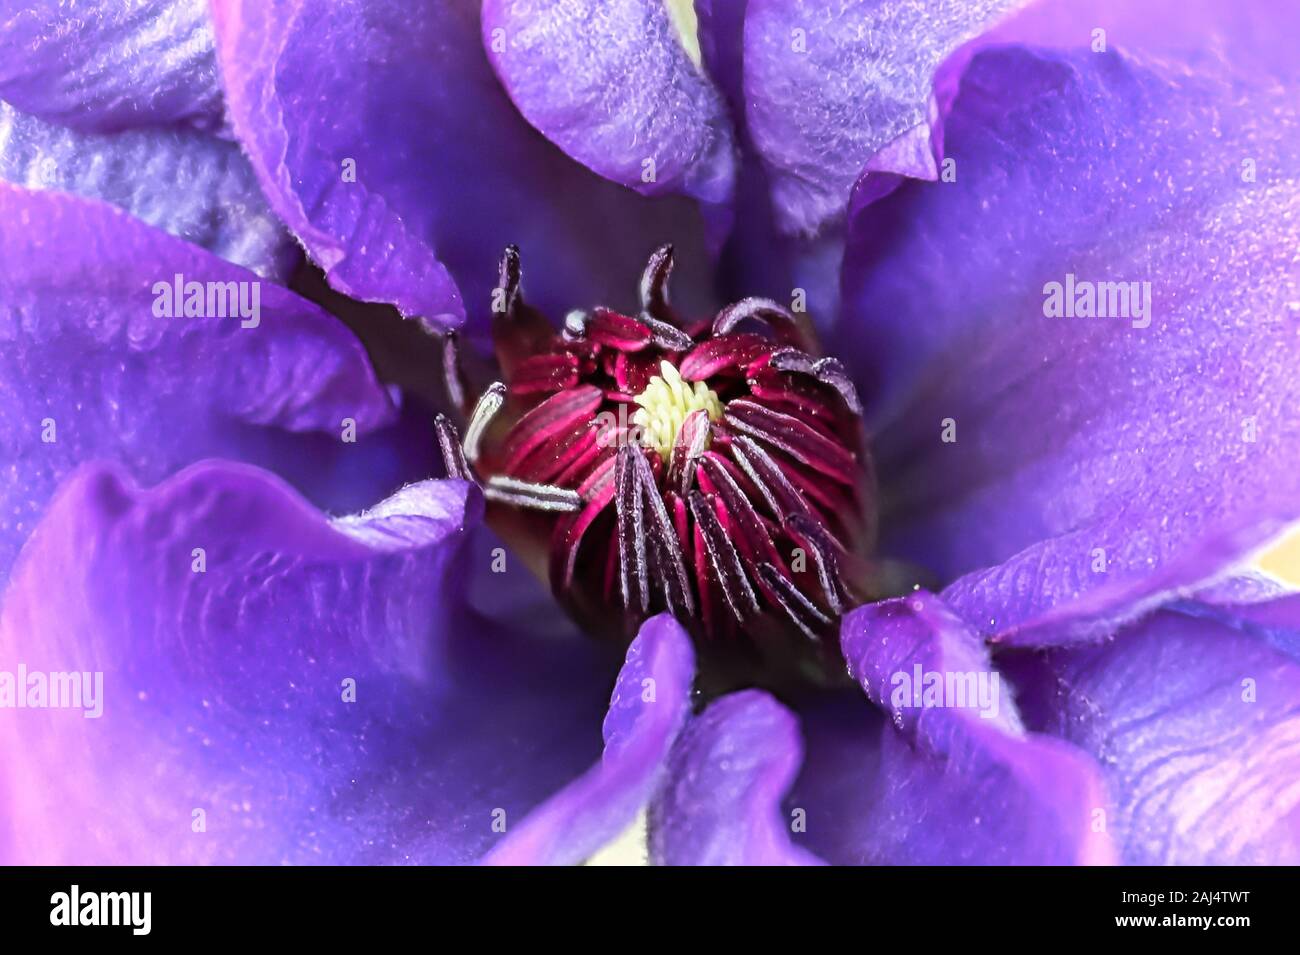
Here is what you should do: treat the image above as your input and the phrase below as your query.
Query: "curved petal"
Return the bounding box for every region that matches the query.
[648,592,1116,865]
[210,0,718,329]
[0,460,648,864]
[1170,594,1300,666]
[0,101,296,278]
[780,688,891,864]
[740,0,1299,241]
[0,0,223,132]
[1194,571,1294,608]
[481,0,735,207]
[978,0,1300,82]
[947,518,1300,651]
[743,0,1024,237]
[0,184,397,580]
[649,690,822,865]
[837,46,1300,643]
[484,614,695,865]
[797,593,1117,864]
[1007,601,1300,864]
[696,0,842,328]
[696,0,745,122]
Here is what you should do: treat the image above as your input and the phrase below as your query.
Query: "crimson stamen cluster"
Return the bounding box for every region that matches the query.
[437,246,873,660]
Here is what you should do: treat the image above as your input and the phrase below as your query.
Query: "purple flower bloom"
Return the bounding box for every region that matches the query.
[2,0,1299,866]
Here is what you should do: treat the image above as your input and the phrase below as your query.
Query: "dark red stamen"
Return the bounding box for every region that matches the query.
[436,245,874,660]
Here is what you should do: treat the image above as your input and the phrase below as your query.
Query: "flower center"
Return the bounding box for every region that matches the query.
[435,244,876,685]
[631,360,722,462]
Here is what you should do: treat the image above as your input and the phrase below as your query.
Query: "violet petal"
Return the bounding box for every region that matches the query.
[838,47,1300,645]
[209,0,718,327]
[648,689,823,865]
[797,592,1118,864]
[1008,600,1300,864]
[0,101,295,278]
[484,614,695,865]
[0,0,222,132]
[482,0,736,206]
[0,461,660,864]
[0,184,396,580]
[743,0,1024,237]
[978,0,1300,82]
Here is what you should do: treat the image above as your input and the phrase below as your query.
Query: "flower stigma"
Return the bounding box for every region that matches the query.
[631,361,722,462]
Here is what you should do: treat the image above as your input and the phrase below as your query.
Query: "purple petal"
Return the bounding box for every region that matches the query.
[1194,572,1294,608]
[649,690,823,865]
[1173,594,1300,665]
[838,46,1300,644]
[979,0,1300,81]
[947,519,1300,651]
[779,688,887,864]
[0,184,396,580]
[0,101,295,278]
[484,614,694,865]
[0,0,223,132]
[802,592,1117,864]
[482,0,736,206]
[210,0,718,329]
[1008,600,1300,864]
[743,0,1024,237]
[696,0,745,121]
[844,592,1018,738]
[1226,592,1300,638]
[0,461,645,864]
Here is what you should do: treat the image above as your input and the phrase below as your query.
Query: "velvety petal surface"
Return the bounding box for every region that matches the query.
[0,0,223,132]
[650,591,1115,864]
[482,0,735,206]
[0,101,295,277]
[1194,571,1293,609]
[780,688,887,864]
[210,0,718,329]
[0,461,658,864]
[837,46,1300,644]
[648,689,822,865]
[0,184,397,580]
[1007,600,1300,864]
[795,592,1116,864]
[1192,594,1300,662]
[692,0,848,330]
[978,0,1300,82]
[484,614,695,865]
[743,0,1024,237]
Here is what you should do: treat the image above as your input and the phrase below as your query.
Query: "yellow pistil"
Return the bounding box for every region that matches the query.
[632,361,723,462]
[664,0,703,70]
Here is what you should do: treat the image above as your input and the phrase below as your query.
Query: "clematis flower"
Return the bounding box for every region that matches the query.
[2,0,1299,868]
